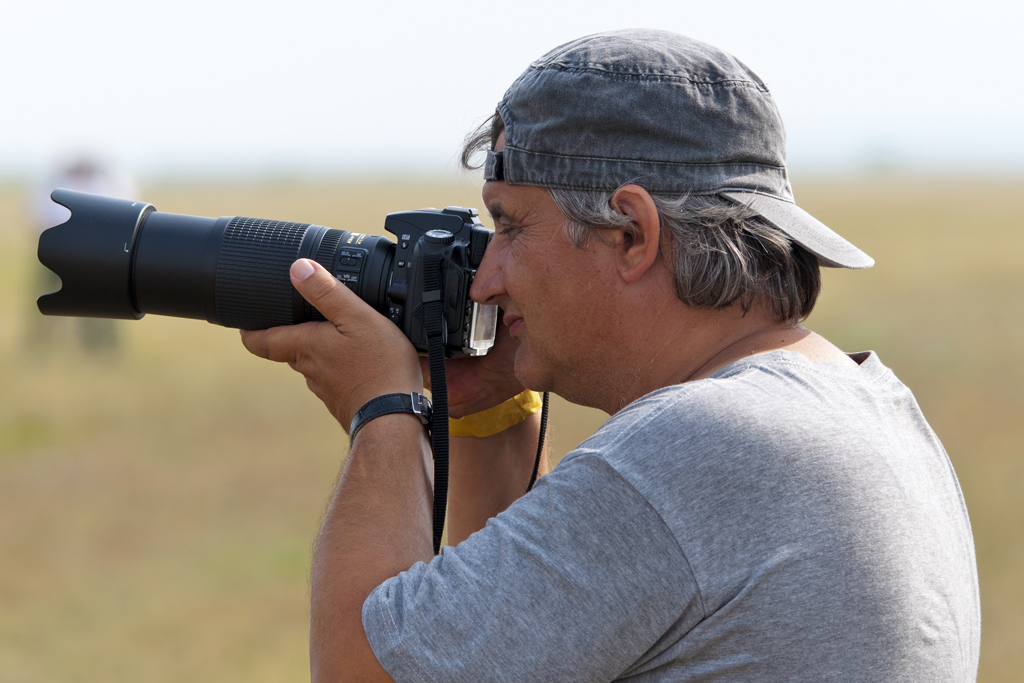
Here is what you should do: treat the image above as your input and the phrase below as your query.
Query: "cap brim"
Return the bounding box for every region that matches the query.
[722,191,874,269]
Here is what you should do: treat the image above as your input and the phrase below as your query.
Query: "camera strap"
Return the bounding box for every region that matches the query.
[420,255,551,554]
[421,255,449,555]
[527,391,550,492]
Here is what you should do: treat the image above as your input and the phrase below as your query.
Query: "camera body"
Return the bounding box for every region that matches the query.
[379,207,496,356]
[37,190,497,357]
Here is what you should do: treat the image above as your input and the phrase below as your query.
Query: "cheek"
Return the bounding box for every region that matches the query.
[507,237,607,331]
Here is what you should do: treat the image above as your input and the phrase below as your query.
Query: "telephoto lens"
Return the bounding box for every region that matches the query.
[37,189,497,358]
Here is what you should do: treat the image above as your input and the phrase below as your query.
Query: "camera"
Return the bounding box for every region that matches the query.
[36,189,498,357]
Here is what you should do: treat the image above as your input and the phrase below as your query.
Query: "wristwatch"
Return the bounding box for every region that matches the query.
[349,392,432,440]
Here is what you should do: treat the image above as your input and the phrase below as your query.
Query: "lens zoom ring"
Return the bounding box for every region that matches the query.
[216,217,309,329]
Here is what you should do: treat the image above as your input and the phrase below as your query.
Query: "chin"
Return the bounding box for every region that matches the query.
[513,346,555,394]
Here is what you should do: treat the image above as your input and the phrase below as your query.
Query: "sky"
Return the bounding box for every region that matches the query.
[1,0,1021,180]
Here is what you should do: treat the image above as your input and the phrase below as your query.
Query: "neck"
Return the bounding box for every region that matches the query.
[587,302,808,414]
[685,322,810,381]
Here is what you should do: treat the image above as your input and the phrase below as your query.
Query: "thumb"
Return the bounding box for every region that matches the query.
[290,258,365,325]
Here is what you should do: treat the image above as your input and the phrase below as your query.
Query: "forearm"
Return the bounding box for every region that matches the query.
[447,411,549,545]
[310,414,434,683]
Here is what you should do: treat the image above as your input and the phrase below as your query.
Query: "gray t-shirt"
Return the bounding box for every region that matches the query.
[363,351,980,682]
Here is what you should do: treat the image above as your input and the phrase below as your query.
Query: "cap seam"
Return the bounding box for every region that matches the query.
[527,62,770,90]
[505,144,786,173]
[500,178,781,195]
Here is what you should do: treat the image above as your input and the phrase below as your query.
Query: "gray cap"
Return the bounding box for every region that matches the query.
[483,29,873,269]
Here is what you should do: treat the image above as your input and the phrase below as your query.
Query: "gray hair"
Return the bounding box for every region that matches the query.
[461,113,821,322]
[548,189,820,321]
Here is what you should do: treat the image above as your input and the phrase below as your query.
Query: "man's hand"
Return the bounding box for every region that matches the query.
[422,318,525,418]
[240,258,423,430]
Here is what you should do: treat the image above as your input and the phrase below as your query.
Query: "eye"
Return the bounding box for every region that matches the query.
[496,220,520,238]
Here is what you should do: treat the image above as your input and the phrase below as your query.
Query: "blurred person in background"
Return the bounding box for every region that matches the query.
[243,30,980,682]
[27,156,137,354]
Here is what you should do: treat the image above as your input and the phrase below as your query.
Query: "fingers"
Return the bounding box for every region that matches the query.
[290,259,368,328]
[241,326,292,362]
[240,322,322,363]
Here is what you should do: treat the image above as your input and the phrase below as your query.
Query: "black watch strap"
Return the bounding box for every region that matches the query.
[349,393,432,440]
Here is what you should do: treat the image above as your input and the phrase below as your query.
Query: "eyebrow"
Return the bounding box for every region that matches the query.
[485,201,506,223]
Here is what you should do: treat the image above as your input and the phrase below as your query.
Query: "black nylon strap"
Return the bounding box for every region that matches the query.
[422,255,449,554]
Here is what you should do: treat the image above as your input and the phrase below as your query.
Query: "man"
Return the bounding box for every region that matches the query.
[242,30,980,682]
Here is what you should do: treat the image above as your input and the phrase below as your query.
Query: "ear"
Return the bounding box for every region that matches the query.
[607,185,661,284]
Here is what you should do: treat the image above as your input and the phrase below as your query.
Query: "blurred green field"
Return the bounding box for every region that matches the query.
[0,177,1021,681]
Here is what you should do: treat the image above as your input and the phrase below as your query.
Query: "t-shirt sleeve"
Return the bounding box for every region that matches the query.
[362,453,704,683]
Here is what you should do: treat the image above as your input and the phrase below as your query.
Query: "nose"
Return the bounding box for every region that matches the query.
[470,238,505,306]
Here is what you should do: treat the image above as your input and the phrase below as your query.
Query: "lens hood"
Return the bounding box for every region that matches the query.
[37,189,153,319]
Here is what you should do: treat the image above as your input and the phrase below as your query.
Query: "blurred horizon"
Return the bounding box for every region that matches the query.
[5,166,1024,195]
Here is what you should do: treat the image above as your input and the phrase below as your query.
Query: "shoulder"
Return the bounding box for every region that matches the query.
[577,351,875,454]
[562,350,916,511]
